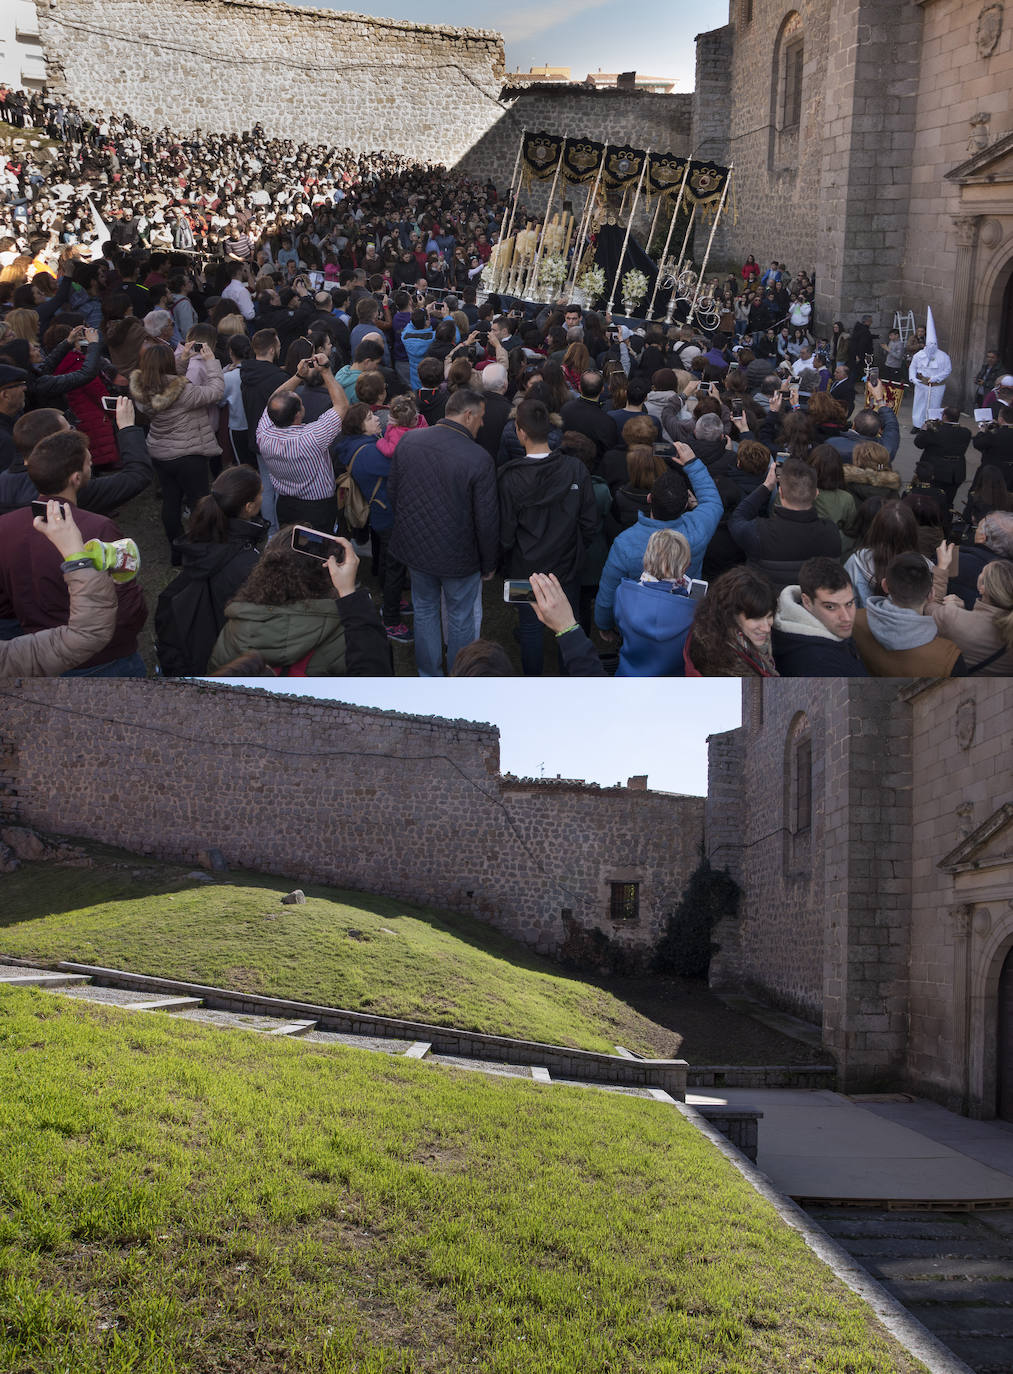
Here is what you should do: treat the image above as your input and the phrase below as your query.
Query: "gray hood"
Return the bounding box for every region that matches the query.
[865,595,938,650]
[774,585,839,641]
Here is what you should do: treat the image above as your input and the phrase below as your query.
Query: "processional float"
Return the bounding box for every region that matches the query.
[482,128,734,327]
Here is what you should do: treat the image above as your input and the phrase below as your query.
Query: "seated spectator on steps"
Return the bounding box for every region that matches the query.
[772,557,868,677]
[851,551,965,677]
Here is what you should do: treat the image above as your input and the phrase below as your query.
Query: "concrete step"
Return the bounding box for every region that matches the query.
[125,997,203,1013]
[885,1279,1013,1307]
[266,1020,318,1036]
[403,1041,431,1059]
[0,972,90,988]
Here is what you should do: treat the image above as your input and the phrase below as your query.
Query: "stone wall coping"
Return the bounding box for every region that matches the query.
[500,775,702,799]
[694,1104,764,1119]
[501,83,691,100]
[169,0,502,44]
[141,680,500,737]
[54,961,688,1093]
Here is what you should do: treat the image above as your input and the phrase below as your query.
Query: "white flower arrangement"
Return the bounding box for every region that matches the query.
[537,254,568,291]
[620,269,649,314]
[576,265,605,305]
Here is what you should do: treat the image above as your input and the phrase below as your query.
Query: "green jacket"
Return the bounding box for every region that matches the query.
[814,488,859,557]
[208,597,348,675]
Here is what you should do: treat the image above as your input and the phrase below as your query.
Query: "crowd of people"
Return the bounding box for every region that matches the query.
[1,89,1012,679]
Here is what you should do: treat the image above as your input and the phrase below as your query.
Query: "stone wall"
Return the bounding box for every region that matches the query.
[904,680,1013,1117]
[709,679,1013,1113]
[902,0,1013,405]
[461,86,693,204]
[706,679,830,1025]
[36,0,692,213]
[696,1,832,283]
[0,680,704,969]
[38,0,506,166]
[813,0,924,341]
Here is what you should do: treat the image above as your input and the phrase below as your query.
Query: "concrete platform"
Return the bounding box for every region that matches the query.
[686,1089,1013,1204]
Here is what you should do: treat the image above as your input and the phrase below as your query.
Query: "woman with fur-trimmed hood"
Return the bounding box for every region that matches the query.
[129,337,224,557]
[842,440,902,505]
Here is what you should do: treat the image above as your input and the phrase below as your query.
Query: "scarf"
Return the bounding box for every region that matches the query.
[730,628,779,677]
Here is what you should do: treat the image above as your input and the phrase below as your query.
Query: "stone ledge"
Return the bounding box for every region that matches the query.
[688,1065,837,1089]
[54,961,688,1097]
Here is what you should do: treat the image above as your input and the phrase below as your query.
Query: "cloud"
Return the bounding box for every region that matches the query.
[497,0,612,44]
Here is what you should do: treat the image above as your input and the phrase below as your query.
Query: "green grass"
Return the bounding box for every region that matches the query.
[0,987,925,1374]
[0,844,831,1064]
[0,848,675,1057]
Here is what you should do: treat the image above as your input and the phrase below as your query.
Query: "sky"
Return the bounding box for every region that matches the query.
[222,680,742,796]
[298,1,730,89]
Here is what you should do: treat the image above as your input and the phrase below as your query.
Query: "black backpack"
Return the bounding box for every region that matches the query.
[154,552,246,677]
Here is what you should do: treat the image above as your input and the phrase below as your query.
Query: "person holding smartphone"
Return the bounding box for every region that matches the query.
[206,531,391,676]
[0,499,118,677]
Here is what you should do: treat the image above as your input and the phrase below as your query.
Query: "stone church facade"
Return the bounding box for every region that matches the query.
[706,679,1013,1122]
[695,0,1013,405]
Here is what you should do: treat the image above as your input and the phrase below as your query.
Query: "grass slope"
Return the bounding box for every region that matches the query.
[0,849,675,1057]
[0,988,924,1374]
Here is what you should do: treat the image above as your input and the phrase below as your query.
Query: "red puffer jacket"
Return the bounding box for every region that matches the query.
[53,349,119,467]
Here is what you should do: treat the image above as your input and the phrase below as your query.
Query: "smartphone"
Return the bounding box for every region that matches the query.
[775,451,789,464]
[31,499,67,521]
[100,395,117,411]
[868,367,879,384]
[688,578,709,602]
[291,525,346,563]
[504,579,535,604]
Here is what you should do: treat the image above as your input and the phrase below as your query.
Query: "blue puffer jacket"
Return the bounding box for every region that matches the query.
[615,578,697,677]
[400,325,436,389]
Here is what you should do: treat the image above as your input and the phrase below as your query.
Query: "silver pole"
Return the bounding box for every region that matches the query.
[646,156,692,320]
[688,166,733,322]
[564,142,609,298]
[494,128,526,292]
[606,150,650,316]
[525,133,568,301]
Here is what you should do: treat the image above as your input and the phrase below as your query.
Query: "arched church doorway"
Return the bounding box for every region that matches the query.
[999,945,1013,1121]
[999,267,1013,371]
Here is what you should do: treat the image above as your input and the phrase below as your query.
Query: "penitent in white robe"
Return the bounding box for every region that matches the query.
[909,347,952,428]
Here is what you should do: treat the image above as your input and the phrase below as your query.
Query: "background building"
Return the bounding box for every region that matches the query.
[707,679,1013,1122]
[0,0,45,90]
[693,0,1013,402]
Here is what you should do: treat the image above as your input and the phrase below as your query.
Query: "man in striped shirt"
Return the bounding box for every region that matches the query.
[255,354,349,533]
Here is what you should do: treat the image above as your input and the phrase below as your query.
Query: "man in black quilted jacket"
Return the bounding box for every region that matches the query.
[388,387,498,676]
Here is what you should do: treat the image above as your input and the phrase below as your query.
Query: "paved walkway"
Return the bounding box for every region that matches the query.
[687,1088,1013,1204]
